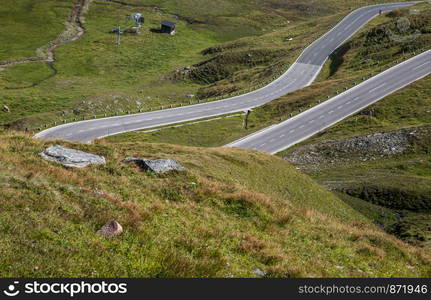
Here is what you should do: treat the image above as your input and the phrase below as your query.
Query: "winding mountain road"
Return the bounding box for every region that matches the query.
[227,50,431,153]
[36,2,423,149]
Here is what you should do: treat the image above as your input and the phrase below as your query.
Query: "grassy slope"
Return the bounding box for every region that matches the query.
[1,0,406,130]
[1,129,430,277]
[107,0,394,40]
[338,193,431,248]
[0,0,73,62]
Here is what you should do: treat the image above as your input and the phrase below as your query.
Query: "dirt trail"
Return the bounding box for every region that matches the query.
[0,0,92,72]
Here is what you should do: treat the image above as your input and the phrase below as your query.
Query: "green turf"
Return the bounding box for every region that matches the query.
[0,0,73,62]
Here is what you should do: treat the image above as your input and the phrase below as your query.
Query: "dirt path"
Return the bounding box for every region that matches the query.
[0,0,92,73]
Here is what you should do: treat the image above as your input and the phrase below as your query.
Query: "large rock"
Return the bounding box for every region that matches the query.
[97,220,123,238]
[124,157,187,173]
[40,145,106,168]
[252,268,267,277]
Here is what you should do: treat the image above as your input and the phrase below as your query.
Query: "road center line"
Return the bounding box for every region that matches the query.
[413,61,430,71]
[368,83,386,93]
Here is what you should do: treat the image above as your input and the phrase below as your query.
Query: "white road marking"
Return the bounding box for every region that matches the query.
[369,83,386,93]
[413,61,430,71]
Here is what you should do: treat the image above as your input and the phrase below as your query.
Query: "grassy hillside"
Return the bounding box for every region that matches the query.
[1,0,410,131]
[0,0,73,62]
[0,129,430,277]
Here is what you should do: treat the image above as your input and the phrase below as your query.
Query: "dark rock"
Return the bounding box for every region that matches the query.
[40,145,106,168]
[124,157,187,173]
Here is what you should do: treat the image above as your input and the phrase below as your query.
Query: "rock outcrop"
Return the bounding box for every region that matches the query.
[40,145,106,168]
[124,157,187,173]
[284,126,431,171]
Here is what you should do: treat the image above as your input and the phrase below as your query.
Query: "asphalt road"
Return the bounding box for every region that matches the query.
[227,50,431,153]
[36,2,417,143]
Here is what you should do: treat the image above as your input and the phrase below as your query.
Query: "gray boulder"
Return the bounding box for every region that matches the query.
[252,268,267,277]
[97,220,123,238]
[124,157,187,173]
[40,145,106,168]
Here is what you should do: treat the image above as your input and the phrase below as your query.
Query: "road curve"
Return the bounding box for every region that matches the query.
[35,2,416,143]
[227,50,431,154]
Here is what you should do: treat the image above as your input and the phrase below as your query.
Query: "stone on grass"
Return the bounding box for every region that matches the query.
[252,268,267,277]
[97,220,123,238]
[124,157,187,174]
[2,105,10,113]
[40,145,106,168]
